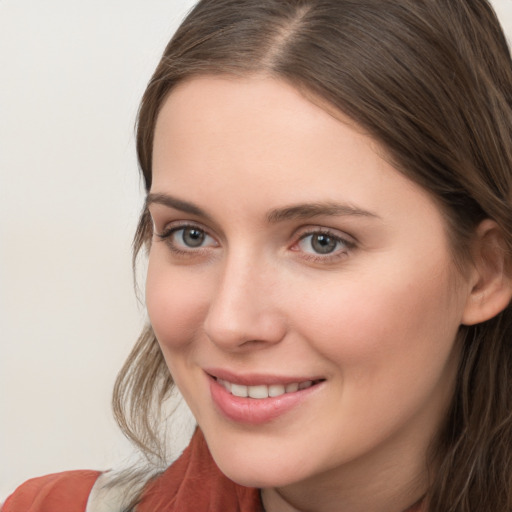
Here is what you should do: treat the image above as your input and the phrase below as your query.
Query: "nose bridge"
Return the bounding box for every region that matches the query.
[203,247,286,350]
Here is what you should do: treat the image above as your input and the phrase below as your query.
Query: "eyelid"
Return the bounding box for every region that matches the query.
[290,225,357,262]
[154,219,214,239]
[294,224,357,245]
[148,205,222,238]
[155,221,219,255]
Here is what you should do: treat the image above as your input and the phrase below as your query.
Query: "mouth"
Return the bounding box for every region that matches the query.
[214,377,323,399]
[206,371,325,424]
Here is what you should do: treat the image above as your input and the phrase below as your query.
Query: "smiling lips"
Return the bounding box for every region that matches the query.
[207,371,324,424]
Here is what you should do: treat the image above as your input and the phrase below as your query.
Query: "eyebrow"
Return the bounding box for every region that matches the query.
[266,202,379,223]
[146,193,212,220]
[146,193,379,223]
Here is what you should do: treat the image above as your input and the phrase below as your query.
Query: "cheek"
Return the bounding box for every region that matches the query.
[145,255,210,351]
[283,262,464,451]
[291,261,463,381]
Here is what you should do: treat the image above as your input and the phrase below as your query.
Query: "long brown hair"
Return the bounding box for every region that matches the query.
[113,1,512,510]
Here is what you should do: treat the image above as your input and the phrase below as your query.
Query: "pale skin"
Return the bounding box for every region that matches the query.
[145,75,511,512]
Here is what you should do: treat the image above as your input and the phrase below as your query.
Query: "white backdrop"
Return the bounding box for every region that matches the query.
[1,0,512,501]
[0,0,198,499]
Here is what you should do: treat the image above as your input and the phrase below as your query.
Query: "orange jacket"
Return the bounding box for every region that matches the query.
[2,429,262,512]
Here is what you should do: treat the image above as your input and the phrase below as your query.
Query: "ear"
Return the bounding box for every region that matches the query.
[462,219,512,326]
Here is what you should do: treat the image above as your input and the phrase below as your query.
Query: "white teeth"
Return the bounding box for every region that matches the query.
[285,382,299,393]
[268,384,286,397]
[218,379,232,393]
[231,383,248,397]
[217,378,318,399]
[248,385,269,399]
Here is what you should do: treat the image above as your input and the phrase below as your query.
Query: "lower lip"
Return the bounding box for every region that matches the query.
[209,376,322,425]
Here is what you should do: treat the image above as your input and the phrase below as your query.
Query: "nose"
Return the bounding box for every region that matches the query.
[203,252,287,352]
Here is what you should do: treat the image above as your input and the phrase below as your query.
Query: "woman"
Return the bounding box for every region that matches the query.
[4,0,512,511]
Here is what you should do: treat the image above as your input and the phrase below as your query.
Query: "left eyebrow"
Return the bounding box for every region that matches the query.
[266,202,380,223]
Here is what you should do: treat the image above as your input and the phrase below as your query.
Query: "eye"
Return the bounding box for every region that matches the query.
[301,233,339,254]
[156,224,218,253]
[293,229,354,260]
[178,227,207,248]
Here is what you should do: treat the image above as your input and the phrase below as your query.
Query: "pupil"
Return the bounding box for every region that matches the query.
[183,228,205,247]
[312,234,336,254]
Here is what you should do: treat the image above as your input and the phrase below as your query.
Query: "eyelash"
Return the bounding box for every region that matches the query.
[155,223,356,263]
[291,229,355,263]
[155,223,217,256]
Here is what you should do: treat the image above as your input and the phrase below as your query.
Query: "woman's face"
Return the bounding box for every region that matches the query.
[146,76,472,491]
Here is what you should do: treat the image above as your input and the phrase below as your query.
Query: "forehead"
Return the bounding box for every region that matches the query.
[151,75,440,227]
[154,74,354,160]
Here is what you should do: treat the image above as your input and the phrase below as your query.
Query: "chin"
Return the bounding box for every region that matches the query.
[220,461,302,489]
[207,435,314,489]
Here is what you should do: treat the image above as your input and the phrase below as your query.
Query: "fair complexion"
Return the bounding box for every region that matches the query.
[146,76,484,512]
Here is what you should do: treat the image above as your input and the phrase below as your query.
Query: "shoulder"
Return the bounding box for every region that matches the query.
[2,470,101,512]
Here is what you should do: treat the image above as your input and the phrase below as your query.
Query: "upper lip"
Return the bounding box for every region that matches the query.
[204,367,325,386]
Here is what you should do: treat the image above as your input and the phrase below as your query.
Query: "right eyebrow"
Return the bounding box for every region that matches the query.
[146,193,212,220]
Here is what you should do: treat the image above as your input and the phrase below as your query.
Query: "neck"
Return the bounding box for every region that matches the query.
[260,427,432,512]
[261,480,426,512]
[261,482,426,512]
